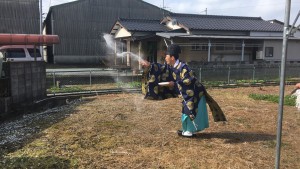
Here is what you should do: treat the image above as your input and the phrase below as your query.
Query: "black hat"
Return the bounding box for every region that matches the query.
[166,44,181,59]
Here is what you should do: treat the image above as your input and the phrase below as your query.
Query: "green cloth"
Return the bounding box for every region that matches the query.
[181,96,209,133]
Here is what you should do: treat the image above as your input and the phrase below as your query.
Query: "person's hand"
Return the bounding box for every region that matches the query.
[168,81,175,88]
[139,59,150,68]
[296,83,300,89]
[189,114,195,121]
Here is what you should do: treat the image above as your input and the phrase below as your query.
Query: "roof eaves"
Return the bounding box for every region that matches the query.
[48,0,87,9]
[169,12,263,20]
[44,0,87,22]
[110,21,128,35]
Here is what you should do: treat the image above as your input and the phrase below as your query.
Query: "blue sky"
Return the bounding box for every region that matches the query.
[42,0,300,25]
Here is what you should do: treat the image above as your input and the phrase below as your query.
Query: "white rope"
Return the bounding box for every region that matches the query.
[192,120,198,130]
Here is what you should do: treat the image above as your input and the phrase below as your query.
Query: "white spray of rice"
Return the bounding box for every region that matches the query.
[103,33,145,62]
[103,33,146,108]
[292,89,300,111]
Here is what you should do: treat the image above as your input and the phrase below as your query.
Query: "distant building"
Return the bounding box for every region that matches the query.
[0,0,40,34]
[44,0,168,65]
[110,13,300,70]
[269,19,300,38]
[109,18,170,69]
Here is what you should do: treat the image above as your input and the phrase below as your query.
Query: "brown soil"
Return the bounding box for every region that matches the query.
[1,85,299,168]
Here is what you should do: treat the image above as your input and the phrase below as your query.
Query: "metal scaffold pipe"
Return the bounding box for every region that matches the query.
[275,0,292,169]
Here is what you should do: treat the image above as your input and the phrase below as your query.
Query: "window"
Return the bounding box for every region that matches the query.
[215,45,224,51]
[215,43,243,51]
[215,44,234,51]
[235,45,242,50]
[28,48,41,58]
[265,47,273,57]
[224,44,234,50]
[191,44,208,51]
[5,48,26,58]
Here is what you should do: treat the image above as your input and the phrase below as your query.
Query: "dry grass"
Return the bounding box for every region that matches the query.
[1,85,299,168]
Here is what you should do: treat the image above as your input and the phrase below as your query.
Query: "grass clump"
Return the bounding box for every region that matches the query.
[47,86,83,93]
[116,81,141,88]
[249,93,295,106]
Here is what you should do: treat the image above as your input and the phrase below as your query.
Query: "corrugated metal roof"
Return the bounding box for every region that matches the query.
[118,18,169,32]
[168,13,284,32]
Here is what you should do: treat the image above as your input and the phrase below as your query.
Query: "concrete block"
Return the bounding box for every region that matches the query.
[0,97,12,115]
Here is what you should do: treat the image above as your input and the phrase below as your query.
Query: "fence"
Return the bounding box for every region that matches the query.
[46,65,300,95]
[194,65,300,84]
[46,69,142,95]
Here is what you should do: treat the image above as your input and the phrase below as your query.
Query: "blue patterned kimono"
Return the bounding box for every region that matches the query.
[142,63,177,100]
[171,61,209,132]
[171,61,207,116]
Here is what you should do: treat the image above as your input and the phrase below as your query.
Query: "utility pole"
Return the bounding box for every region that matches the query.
[39,0,44,59]
[40,0,42,35]
[162,0,170,16]
[200,8,207,15]
[162,0,166,16]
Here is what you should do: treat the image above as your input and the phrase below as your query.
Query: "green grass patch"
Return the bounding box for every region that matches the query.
[116,81,141,88]
[262,140,289,149]
[236,79,265,84]
[203,79,267,86]
[47,86,83,93]
[249,93,296,106]
[202,81,226,86]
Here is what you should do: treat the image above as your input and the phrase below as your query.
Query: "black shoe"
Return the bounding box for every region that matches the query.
[177,130,183,136]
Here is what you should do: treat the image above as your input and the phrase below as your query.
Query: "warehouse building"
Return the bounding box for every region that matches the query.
[0,0,40,34]
[44,0,168,65]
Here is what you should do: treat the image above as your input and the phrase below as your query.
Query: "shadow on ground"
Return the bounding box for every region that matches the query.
[195,131,276,143]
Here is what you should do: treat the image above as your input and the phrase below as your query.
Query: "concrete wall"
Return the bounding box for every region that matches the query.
[0,62,46,118]
[264,40,300,61]
[10,62,46,104]
[285,40,300,61]
[0,97,12,117]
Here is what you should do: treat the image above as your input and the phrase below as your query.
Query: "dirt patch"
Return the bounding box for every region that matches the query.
[0,85,299,168]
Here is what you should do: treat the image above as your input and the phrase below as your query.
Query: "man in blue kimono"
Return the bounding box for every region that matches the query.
[141,44,226,137]
[142,62,177,100]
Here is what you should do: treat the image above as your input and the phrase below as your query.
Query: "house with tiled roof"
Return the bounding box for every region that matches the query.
[110,13,300,70]
[109,18,171,69]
